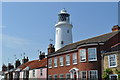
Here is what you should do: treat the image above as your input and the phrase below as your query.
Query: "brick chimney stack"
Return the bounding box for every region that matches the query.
[39,51,45,60]
[15,59,21,68]
[8,63,14,70]
[48,44,55,54]
[22,56,29,64]
[2,64,7,71]
[112,25,120,32]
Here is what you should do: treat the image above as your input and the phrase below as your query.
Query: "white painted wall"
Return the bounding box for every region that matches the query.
[19,71,23,80]
[55,21,73,51]
[29,69,38,78]
[0,75,4,80]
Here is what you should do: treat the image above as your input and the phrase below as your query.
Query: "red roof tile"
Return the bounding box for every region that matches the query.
[17,58,47,71]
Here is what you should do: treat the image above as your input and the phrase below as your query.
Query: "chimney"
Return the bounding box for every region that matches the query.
[112,25,120,32]
[2,64,7,71]
[39,51,45,60]
[48,44,55,54]
[22,56,29,64]
[8,63,14,70]
[15,59,21,68]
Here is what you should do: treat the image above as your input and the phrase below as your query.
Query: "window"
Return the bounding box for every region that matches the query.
[108,54,117,68]
[89,70,98,80]
[73,53,77,64]
[88,48,97,61]
[60,57,64,66]
[61,41,64,45]
[33,70,35,77]
[48,58,52,68]
[80,49,86,62]
[78,72,81,79]
[54,74,58,79]
[66,55,70,66]
[81,71,87,80]
[48,75,52,80]
[40,69,43,76]
[59,74,64,78]
[54,58,57,67]
[67,30,69,33]
[109,74,118,80]
[66,73,70,79]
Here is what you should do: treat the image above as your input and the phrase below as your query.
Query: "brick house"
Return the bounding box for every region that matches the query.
[47,25,120,80]
[102,26,120,80]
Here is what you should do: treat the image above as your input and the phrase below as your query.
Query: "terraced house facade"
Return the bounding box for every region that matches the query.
[47,25,120,80]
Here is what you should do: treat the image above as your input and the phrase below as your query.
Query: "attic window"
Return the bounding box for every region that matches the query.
[61,41,64,45]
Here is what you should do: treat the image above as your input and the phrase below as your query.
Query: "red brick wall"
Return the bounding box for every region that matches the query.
[48,45,102,79]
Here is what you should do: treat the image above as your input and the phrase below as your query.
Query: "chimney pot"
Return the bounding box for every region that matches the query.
[112,25,120,32]
[48,44,55,54]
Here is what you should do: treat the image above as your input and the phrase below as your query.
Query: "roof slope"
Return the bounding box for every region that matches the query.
[52,30,120,54]
[17,58,47,71]
[28,58,47,70]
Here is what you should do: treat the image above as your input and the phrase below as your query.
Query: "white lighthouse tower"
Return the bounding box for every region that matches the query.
[55,8,73,51]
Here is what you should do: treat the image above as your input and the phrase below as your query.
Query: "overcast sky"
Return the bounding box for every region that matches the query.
[1,2,118,69]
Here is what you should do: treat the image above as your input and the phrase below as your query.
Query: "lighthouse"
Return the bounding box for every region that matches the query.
[55,8,73,51]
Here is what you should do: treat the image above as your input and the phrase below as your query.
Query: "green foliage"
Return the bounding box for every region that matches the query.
[102,73,109,79]
[104,68,113,74]
[102,68,113,80]
[115,69,120,79]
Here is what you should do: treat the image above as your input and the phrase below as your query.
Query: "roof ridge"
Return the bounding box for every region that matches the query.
[55,30,120,53]
[65,31,119,47]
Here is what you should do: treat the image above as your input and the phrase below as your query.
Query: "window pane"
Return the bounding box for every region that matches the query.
[66,73,70,79]
[66,55,70,65]
[89,70,98,80]
[73,53,77,64]
[81,71,87,80]
[48,59,52,68]
[109,54,117,67]
[60,57,63,66]
[88,48,97,61]
[80,49,86,62]
[54,58,57,67]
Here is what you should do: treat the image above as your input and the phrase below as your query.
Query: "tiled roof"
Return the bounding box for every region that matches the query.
[28,58,47,70]
[17,58,47,71]
[49,30,120,55]
[106,43,120,52]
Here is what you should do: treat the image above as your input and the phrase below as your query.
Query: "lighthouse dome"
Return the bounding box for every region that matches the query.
[60,8,67,14]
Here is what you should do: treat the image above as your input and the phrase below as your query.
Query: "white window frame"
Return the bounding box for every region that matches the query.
[59,74,64,78]
[60,56,64,66]
[48,58,52,68]
[81,71,87,80]
[32,69,35,77]
[80,49,86,62]
[54,74,58,79]
[66,55,70,66]
[89,70,98,80]
[66,73,70,79]
[73,53,77,65]
[108,54,117,68]
[88,48,97,61]
[109,74,118,80]
[54,57,58,67]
